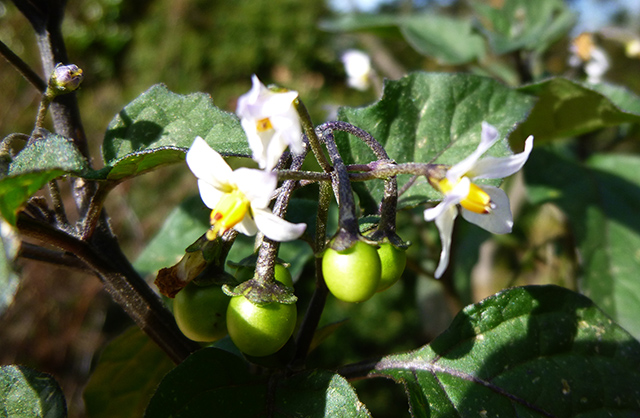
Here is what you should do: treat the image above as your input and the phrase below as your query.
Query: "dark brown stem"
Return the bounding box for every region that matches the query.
[0,39,47,92]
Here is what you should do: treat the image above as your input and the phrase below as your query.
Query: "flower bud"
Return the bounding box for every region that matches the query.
[48,63,84,96]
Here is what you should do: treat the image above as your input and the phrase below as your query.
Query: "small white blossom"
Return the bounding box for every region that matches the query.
[568,33,609,84]
[186,137,306,242]
[424,122,534,279]
[236,75,303,171]
[341,49,373,91]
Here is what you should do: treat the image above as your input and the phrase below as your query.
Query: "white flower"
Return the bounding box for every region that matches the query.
[236,75,303,171]
[424,122,534,279]
[568,33,609,84]
[186,137,306,242]
[341,49,372,91]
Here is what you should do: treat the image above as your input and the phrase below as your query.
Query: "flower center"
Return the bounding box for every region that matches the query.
[438,178,493,214]
[256,117,273,132]
[206,188,252,240]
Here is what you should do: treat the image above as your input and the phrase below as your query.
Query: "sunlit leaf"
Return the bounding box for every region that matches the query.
[0,365,67,418]
[470,0,576,54]
[372,285,640,417]
[0,131,88,225]
[512,77,640,143]
[525,149,640,338]
[99,84,249,181]
[84,327,174,418]
[145,348,370,418]
[336,72,535,211]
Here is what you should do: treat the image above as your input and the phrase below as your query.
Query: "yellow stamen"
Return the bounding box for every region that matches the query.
[206,189,251,240]
[438,178,493,214]
[256,117,273,132]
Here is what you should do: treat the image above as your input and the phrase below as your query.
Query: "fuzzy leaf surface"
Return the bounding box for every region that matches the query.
[370,285,640,417]
[0,365,67,418]
[100,84,249,180]
[0,132,88,225]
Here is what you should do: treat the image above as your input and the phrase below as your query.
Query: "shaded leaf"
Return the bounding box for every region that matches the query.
[100,84,249,181]
[372,285,640,417]
[84,327,174,418]
[512,77,640,143]
[470,0,576,54]
[336,72,535,211]
[320,13,484,65]
[0,365,67,418]
[0,131,88,225]
[0,219,20,316]
[145,348,370,418]
[525,149,640,338]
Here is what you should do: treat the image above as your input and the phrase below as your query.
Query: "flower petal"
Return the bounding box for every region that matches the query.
[253,208,306,241]
[434,205,458,279]
[196,179,224,209]
[461,186,513,234]
[186,137,233,189]
[447,122,501,181]
[232,168,277,209]
[468,135,534,180]
[234,214,259,236]
[424,177,470,221]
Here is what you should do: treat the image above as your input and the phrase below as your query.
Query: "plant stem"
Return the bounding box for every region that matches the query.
[17,214,200,364]
[0,39,47,92]
[294,98,332,173]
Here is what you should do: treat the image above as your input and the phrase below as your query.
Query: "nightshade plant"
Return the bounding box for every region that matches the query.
[2,0,640,417]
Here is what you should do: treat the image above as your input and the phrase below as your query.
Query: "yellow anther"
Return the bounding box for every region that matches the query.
[438,178,493,214]
[256,117,273,132]
[206,189,251,240]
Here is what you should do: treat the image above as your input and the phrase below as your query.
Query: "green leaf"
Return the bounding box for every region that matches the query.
[336,72,535,211]
[0,365,67,418]
[320,13,484,65]
[0,131,88,225]
[84,327,174,418]
[470,0,576,54]
[145,348,370,418]
[525,149,640,339]
[512,77,640,143]
[372,285,640,417]
[100,84,249,181]
[399,14,486,65]
[0,220,20,316]
[134,195,209,276]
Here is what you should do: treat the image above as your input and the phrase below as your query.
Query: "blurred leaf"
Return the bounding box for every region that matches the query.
[84,327,174,418]
[372,285,640,417]
[0,365,67,418]
[0,131,88,225]
[320,13,484,65]
[525,149,640,338]
[585,81,640,115]
[336,72,535,211]
[0,219,20,316]
[399,14,486,65]
[512,77,640,143]
[470,0,576,54]
[145,347,370,418]
[134,195,209,276]
[99,84,249,181]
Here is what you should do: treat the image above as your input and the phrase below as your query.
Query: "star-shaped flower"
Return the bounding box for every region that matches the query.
[186,137,306,242]
[424,122,534,279]
[236,75,303,171]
